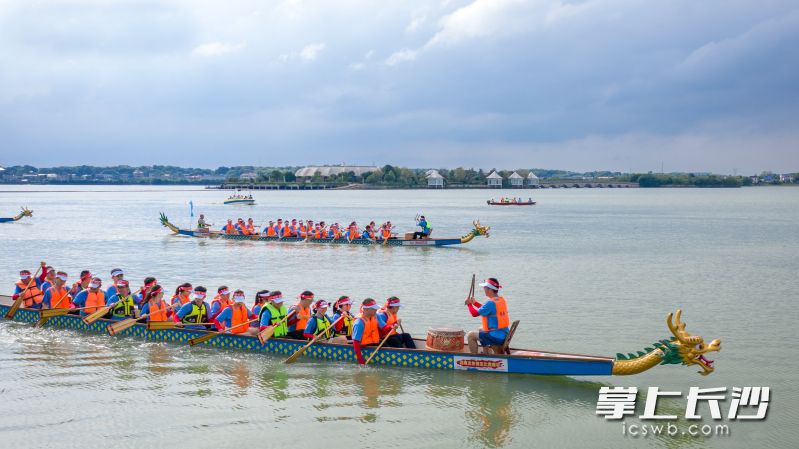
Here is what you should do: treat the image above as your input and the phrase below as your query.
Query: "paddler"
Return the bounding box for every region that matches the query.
[251,290,269,325]
[264,220,277,236]
[332,296,355,339]
[214,289,258,335]
[237,218,251,235]
[170,283,192,306]
[105,268,125,298]
[71,277,105,316]
[352,298,393,365]
[275,219,284,236]
[412,215,432,239]
[12,263,47,309]
[377,296,416,348]
[40,265,56,292]
[222,219,237,235]
[134,277,157,307]
[258,291,288,337]
[464,278,510,354]
[304,300,348,343]
[197,214,210,230]
[41,271,72,309]
[286,291,314,339]
[175,286,211,330]
[210,286,233,319]
[246,218,256,234]
[139,285,170,322]
[106,279,139,321]
[69,270,92,296]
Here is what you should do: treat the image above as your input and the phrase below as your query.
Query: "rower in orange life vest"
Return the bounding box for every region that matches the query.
[69,270,92,296]
[352,298,393,365]
[139,284,170,322]
[210,286,233,319]
[465,277,510,354]
[304,300,348,344]
[222,219,237,235]
[175,286,211,330]
[72,277,106,316]
[106,279,139,321]
[246,218,256,235]
[170,283,193,306]
[377,296,416,348]
[286,291,314,339]
[214,289,258,335]
[332,296,355,339]
[264,220,277,237]
[12,263,47,309]
[237,218,251,235]
[41,271,73,309]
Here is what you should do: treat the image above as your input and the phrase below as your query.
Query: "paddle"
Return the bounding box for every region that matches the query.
[5,265,43,320]
[106,303,179,335]
[257,310,296,344]
[364,324,398,366]
[284,315,345,364]
[34,288,71,327]
[39,304,112,319]
[82,303,117,325]
[188,318,258,346]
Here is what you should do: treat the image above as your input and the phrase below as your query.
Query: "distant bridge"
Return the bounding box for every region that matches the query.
[531,181,638,189]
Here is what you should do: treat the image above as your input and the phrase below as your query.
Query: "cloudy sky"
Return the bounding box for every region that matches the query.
[1,0,797,173]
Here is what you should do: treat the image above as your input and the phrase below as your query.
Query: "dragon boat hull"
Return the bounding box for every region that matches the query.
[160,214,490,248]
[0,296,614,376]
[0,217,14,223]
[223,199,256,205]
[487,201,536,206]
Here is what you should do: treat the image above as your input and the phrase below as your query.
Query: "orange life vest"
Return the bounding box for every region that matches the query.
[147,299,168,321]
[293,304,311,331]
[16,280,43,307]
[48,286,71,309]
[225,223,235,234]
[230,303,250,334]
[382,229,391,239]
[172,294,190,306]
[247,223,255,234]
[283,224,291,237]
[358,315,380,345]
[239,223,251,235]
[266,226,277,237]
[481,296,510,331]
[84,290,106,314]
[380,310,398,336]
[314,228,322,238]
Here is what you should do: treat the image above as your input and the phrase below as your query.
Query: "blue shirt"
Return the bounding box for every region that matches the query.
[41,286,71,309]
[417,220,430,234]
[477,300,508,340]
[304,314,333,336]
[351,314,386,343]
[251,305,262,327]
[215,305,248,329]
[72,289,104,316]
[176,301,211,329]
[105,285,118,299]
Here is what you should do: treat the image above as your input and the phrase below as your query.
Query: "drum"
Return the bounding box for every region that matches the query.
[426,327,465,351]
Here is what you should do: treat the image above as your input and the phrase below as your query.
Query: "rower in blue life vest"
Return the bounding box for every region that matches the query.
[175,286,211,330]
[412,215,432,239]
[465,277,510,354]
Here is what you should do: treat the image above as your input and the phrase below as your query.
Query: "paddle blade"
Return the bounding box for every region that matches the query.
[82,307,110,325]
[35,317,50,328]
[147,321,177,331]
[108,318,137,336]
[188,332,219,346]
[4,297,24,320]
[257,326,275,344]
[39,308,70,319]
[284,346,308,364]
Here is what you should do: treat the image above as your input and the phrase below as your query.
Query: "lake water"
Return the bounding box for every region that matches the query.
[1,186,797,448]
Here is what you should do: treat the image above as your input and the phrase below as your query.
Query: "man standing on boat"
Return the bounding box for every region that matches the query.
[413,215,433,239]
[464,278,510,354]
[197,214,210,230]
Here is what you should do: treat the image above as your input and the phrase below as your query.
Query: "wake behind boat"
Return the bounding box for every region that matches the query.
[0,295,719,377]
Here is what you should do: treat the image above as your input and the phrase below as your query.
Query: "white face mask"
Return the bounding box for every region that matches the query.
[233,295,245,301]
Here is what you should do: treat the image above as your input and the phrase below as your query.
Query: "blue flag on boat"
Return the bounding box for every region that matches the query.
[189,201,194,217]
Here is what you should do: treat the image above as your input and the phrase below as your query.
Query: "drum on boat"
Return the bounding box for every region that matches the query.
[426,327,465,351]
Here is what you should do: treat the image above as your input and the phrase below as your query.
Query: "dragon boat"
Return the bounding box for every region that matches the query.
[160,214,491,247]
[1,296,719,377]
[487,200,536,206]
[0,207,33,223]
[223,197,256,205]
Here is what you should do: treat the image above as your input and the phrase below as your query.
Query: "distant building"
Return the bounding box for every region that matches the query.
[426,170,444,188]
[133,170,144,178]
[527,172,540,186]
[295,165,378,182]
[487,171,503,188]
[780,174,795,183]
[749,175,759,184]
[239,172,257,181]
[508,171,523,187]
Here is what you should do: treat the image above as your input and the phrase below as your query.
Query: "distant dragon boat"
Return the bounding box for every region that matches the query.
[0,207,33,223]
[0,296,720,377]
[159,213,490,247]
[223,197,256,205]
[487,200,536,206]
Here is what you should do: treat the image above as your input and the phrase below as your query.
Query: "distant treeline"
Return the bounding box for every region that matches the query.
[628,173,751,188]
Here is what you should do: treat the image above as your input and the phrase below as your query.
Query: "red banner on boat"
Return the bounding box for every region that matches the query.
[454,356,508,372]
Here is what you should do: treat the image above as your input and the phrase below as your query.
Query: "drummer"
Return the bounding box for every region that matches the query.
[377,297,416,349]
[464,277,510,354]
